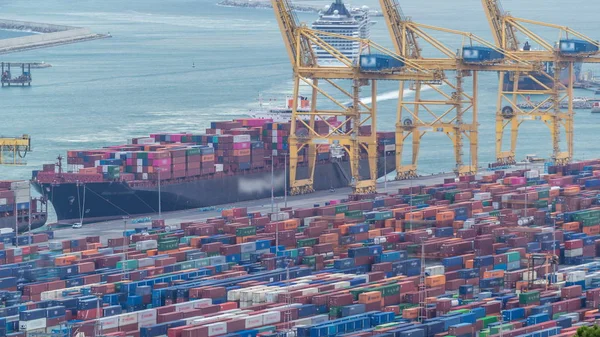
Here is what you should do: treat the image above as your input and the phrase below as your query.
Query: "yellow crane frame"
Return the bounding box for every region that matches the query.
[482,0,600,165]
[378,0,534,178]
[272,0,441,195]
[0,135,31,166]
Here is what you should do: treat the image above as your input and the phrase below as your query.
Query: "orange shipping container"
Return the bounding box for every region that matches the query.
[436,211,455,221]
[405,212,424,221]
[425,275,446,288]
[562,222,580,231]
[402,307,419,319]
[583,225,600,236]
[483,270,505,279]
[358,291,382,304]
[233,149,251,156]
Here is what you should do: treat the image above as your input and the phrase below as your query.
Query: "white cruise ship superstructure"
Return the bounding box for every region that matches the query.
[311,0,372,66]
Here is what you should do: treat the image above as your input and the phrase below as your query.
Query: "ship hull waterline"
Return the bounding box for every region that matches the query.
[34,156,397,224]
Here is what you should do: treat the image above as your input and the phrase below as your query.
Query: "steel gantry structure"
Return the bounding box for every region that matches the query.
[378,0,534,178]
[482,0,600,165]
[271,0,442,195]
[0,135,31,165]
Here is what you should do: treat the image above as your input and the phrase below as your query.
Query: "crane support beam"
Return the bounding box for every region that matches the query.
[0,135,31,166]
[482,0,600,165]
[379,0,533,179]
[271,0,435,195]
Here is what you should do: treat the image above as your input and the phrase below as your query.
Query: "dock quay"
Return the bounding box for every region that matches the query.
[0,19,110,55]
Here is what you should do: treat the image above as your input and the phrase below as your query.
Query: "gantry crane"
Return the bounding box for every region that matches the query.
[482,0,600,165]
[271,0,441,195]
[0,135,31,165]
[378,0,534,178]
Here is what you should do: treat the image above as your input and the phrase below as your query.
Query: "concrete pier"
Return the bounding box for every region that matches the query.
[0,19,110,55]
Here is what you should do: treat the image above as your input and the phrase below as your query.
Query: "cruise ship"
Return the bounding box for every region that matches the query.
[311,0,373,66]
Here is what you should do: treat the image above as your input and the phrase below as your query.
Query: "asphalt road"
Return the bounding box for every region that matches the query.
[50,173,454,243]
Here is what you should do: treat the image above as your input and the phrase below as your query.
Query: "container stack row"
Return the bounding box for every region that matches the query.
[12,161,600,336]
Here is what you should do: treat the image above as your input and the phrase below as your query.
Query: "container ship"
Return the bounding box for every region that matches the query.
[503,61,582,91]
[0,180,47,232]
[32,117,396,224]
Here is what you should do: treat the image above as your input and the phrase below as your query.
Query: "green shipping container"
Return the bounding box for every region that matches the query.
[374,211,393,221]
[236,226,257,237]
[303,256,317,266]
[297,238,318,248]
[375,284,400,297]
[506,251,520,263]
[116,259,139,270]
[535,200,548,208]
[490,323,513,334]
[478,316,498,329]
[345,210,363,218]
[335,205,349,214]
[479,330,490,337]
[195,258,211,268]
[519,291,540,304]
[329,306,342,318]
[158,239,179,251]
[180,261,195,270]
[537,190,550,199]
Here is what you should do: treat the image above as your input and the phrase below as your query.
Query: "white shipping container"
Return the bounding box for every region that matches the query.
[19,318,46,331]
[137,138,156,145]
[384,144,395,152]
[15,196,30,204]
[473,192,491,201]
[301,287,318,296]
[175,302,195,312]
[14,188,30,196]
[303,216,320,227]
[425,265,445,276]
[0,228,13,234]
[240,242,256,254]
[10,181,30,190]
[245,315,264,329]
[137,309,157,327]
[233,135,251,143]
[138,258,155,268]
[311,314,329,325]
[522,271,538,281]
[190,298,212,308]
[98,316,119,331]
[271,212,290,221]
[136,240,158,251]
[525,170,540,179]
[118,312,138,326]
[13,248,22,256]
[567,271,586,282]
[215,164,224,172]
[565,248,583,257]
[263,311,281,325]
[333,281,350,289]
[206,322,228,336]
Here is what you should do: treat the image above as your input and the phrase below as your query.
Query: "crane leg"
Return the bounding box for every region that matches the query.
[288,76,314,195]
[395,81,417,180]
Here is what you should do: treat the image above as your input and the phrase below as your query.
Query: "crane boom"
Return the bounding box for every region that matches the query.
[481,0,518,50]
[379,0,419,58]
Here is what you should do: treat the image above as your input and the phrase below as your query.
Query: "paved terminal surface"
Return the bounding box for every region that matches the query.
[51,165,539,244]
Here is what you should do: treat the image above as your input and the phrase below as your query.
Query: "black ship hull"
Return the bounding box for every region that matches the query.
[502,62,581,91]
[33,156,396,224]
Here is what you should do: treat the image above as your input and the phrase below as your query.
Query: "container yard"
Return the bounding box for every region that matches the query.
[2,160,600,337]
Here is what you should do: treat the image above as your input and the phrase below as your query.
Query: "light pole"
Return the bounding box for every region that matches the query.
[284,153,288,208]
[271,155,275,213]
[384,150,387,190]
[158,168,162,220]
[122,216,129,281]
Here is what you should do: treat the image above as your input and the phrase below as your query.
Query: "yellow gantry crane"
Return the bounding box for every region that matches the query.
[0,135,31,165]
[481,0,600,165]
[271,0,441,195]
[378,0,534,178]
